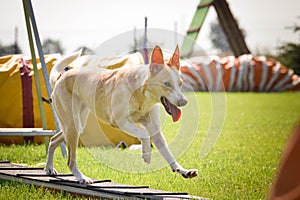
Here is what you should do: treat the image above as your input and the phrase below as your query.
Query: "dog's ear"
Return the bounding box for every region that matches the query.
[151,46,164,64]
[167,45,180,70]
[150,46,164,74]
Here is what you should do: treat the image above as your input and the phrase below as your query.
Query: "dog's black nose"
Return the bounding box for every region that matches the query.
[178,98,188,107]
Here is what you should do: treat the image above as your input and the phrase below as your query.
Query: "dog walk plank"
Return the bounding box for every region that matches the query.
[0,161,208,199]
[16,173,74,177]
[0,161,10,164]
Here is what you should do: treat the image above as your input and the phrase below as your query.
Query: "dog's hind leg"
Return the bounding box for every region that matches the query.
[64,123,93,184]
[45,131,65,175]
[64,100,93,184]
[45,96,66,175]
[73,103,89,135]
[51,88,92,184]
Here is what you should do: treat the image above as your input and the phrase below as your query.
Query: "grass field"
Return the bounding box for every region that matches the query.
[1,93,300,199]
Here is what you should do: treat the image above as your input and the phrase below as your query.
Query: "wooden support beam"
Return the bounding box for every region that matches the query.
[212,0,251,56]
[181,0,251,57]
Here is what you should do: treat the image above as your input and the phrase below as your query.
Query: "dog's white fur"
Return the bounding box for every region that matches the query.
[45,46,198,183]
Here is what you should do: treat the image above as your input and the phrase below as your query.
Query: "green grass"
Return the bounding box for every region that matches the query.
[0,182,77,200]
[1,93,300,199]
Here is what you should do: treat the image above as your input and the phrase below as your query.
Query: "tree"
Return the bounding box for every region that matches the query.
[0,42,22,56]
[277,43,300,75]
[209,20,232,55]
[276,24,300,75]
[42,38,64,54]
[75,46,95,55]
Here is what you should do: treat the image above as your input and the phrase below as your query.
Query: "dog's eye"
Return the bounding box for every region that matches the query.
[164,82,171,87]
[179,81,183,87]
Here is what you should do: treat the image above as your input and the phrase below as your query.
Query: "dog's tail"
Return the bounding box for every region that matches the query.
[50,50,82,88]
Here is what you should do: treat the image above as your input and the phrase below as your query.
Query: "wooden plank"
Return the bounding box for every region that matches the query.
[49,179,112,184]
[89,185,149,189]
[197,1,213,8]
[16,173,74,177]
[181,0,214,57]
[0,167,44,170]
[0,161,10,164]
[0,161,208,199]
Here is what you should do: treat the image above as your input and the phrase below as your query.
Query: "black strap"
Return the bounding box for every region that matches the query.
[42,97,52,104]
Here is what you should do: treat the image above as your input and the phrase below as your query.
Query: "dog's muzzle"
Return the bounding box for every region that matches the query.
[161,97,184,122]
[177,98,188,107]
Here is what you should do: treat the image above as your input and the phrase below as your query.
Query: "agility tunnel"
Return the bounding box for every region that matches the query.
[181,55,300,92]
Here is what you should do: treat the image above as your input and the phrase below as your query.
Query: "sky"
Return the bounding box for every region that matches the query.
[0,0,299,56]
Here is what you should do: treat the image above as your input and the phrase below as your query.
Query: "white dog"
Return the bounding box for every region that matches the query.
[45,46,198,184]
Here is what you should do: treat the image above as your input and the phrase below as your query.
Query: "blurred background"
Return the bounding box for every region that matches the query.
[0,0,299,59]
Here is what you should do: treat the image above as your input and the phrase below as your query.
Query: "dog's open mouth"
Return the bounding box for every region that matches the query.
[160,97,181,122]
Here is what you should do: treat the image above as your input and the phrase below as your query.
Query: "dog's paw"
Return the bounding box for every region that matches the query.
[78,176,94,184]
[181,169,198,178]
[142,152,151,164]
[174,168,198,179]
[45,167,58,175]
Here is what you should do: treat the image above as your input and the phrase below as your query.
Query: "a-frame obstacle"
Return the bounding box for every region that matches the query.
[181,0,251,57]
[0,161,208,199]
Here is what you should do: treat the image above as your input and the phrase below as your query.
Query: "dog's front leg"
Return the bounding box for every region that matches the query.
[151,133,197,178]
[141,106,198,178]
[140,138,152,164]
[119,121,152,163]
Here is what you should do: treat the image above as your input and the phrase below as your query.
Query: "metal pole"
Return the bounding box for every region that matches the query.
[144,17,148,64]
[133,27,137,53]
[25,0,61,133]
[22,0,49,147]
[23,0,66,157]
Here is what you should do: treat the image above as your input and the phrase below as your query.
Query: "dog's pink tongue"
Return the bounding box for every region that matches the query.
[171,106,181,122]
